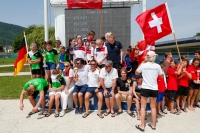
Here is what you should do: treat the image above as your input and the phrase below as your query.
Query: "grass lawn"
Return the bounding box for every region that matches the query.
[0,65,30,73]
[0,75,31,99]
[0,58,17,65]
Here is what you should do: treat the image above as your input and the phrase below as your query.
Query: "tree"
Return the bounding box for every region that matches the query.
[195,32,200,36]
[12,25,55,52]
[0,44,3,52]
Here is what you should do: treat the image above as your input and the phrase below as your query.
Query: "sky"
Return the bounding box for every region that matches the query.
[0,0,200,44]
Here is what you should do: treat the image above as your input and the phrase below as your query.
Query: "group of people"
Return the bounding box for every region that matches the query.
[19,30,200,132]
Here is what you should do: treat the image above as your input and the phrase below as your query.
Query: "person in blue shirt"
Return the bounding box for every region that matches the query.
[124,47,133,78]
[58,46,70,74]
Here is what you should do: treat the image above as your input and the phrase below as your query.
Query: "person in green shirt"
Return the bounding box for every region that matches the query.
[19,78,48,115]
[39,41,47,78]
[45,40,58,82]
[28,42,42,78]
[44,69,66,117]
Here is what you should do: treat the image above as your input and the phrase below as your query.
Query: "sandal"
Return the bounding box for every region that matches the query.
[181,108,187,113]
[127,112,135,118]
[177,108,182,113]
[135,125,144,132]
[115,111,123,116]
[82,113,89,118]
[148,123,156,130]
[97,113,104,119]
[104,111,110,116]
[54,113,59,117]
[111,112,115,117]
[28,110,39,115]
[44,112,51,117]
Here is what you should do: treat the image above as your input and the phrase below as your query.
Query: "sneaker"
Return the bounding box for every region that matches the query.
[75,107,79,114]
[60,110,65,117]
[161,109,168,114]
[79,108,83,114]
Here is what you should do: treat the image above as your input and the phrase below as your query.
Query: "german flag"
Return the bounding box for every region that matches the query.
[14,37,28,76]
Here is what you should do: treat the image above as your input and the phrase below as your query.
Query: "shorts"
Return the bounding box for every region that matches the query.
[120,93,127,101]
[86,87,96,93]
[41,67,45,76]
[73,84,88,93]
[98,64,105,69]
[141,88,158,98]
[31,69,41,75]
[168,90,176,100]
[103,88,112,98]
[49,90,61,96]
[156,92,164,102]
[189,83,200,89]
[31,86,48,99]
[177,86,189,96]
[45,62,56,70]
[113,63,122,69]
[132,74,137,81]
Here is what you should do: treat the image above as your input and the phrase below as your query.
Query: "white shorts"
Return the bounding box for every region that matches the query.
[49,90,61,96]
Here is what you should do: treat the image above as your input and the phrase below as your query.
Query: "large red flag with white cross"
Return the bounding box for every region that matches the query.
[136,3,174,44]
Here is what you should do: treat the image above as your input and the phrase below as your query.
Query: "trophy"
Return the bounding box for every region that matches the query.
[127,79,132,95]
[42,51,47,67]
[197,70,200,84]
[74,67,78,85]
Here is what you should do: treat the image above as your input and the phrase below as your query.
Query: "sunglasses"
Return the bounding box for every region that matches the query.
[64,65,69,67]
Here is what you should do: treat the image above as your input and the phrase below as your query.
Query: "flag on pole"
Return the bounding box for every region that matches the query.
[137,40,155,65]
[67,0,103,9]
[136,3,174,44]
[14,36,28,76]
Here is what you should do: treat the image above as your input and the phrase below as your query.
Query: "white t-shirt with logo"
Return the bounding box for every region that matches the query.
[62,69,75,89]
[87,69,99,87]
[99,67,118,88]
[86,48,93,61]
[74,65,90,86]
[94,46,108,64]
[137,62,163,90]
[73,46,86,60]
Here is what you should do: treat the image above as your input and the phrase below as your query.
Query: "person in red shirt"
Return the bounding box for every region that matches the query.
[176,59,191,113]
[156,61,167,118]
[187,58,200,111]
[167,59,182,114]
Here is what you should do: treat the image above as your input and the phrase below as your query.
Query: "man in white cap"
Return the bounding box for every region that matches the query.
[135,51,163,132]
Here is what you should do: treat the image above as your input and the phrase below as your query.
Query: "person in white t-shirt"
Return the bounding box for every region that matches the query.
[85,41,94,64]
[73,38,87,64]
[135,51,163,132]
[82,60,103,118]
[73,58,90,114]
[59,62,75,117]
[94,39,108,68]
[99,60,118,117]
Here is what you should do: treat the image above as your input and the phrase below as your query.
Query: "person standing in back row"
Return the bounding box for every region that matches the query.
[105,32,123,71]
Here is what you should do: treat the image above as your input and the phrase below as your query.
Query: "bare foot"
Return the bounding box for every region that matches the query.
[188,107,195,111]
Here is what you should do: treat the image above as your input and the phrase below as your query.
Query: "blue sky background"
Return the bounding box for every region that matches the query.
[0,0,199,44]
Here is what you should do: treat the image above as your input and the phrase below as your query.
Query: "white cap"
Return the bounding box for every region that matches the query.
[147,51,158,57]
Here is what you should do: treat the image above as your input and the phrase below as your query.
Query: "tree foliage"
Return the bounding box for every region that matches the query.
[0,44,3,52]
[12,25,55,53]
[0,21,25,46]
[195,32,200,36]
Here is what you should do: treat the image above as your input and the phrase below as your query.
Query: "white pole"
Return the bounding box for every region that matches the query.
[44,0,49,41]
[142,0,146,12]
[142,0,146,39]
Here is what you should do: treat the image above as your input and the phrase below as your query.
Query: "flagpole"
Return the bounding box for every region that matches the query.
[100,9,103,38]
[24,32,32,79]
[173,33,181,60]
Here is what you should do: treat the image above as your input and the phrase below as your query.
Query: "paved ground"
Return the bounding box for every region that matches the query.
[0,100,200,133]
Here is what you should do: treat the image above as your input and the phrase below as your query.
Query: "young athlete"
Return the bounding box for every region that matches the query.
[58,46,70,73]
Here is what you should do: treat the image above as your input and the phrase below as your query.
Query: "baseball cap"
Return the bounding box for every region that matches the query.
[147,51,158,57]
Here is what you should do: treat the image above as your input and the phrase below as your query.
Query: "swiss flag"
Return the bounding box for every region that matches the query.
[67,0,103,9]
[137,40,155,65]
[136,3,173,44]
